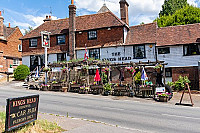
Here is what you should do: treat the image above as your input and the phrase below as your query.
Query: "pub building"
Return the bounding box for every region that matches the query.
[20,0,200,90]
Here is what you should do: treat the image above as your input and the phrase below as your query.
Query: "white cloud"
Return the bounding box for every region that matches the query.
[75,0,199,25]
[188,0,198,6]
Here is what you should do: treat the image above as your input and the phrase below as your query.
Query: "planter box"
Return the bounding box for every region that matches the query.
[159,96,168,102]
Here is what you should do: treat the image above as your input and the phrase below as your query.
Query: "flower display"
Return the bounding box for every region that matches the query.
[71,81,76,84]
[157,92,171,97]
[125,67,136,75]
[102,67,110,72]
[61,66,67,72]
[41,84,50,87]
[154,64,163,69]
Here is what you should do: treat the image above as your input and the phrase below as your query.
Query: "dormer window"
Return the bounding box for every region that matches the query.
[57,35,66,45]
[88,30,97,40]
[29,39,37,47]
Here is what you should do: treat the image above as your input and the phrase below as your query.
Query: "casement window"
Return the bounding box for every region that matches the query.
[88,30,97,40]
[133,45,145,59]
[29,39,37,47]
[165,68,172,77]
[57,35,66,45]
[158,47,170,54]
[13,59,19,66]
[18,44,22,52]
[89,48,100,59]
[57,53,66,62]
[183,44,200,56]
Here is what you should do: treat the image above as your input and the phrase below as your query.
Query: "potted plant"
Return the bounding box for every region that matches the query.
[41,84,50,91]
[103,83,112,96]
[157,93,170,102]
[154,64,163,73]
[43,67,51,72]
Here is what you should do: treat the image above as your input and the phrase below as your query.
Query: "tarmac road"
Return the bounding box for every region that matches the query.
[0,82,200,133]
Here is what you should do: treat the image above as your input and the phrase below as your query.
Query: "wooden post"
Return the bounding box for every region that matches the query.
[163,64,166,85]
[108,64,110,83]
[87,61,89,86]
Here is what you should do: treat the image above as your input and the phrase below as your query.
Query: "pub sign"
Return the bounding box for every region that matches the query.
[5,95,39,131]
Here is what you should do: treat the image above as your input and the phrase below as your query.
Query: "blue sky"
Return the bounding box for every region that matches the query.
[0,0,199,34]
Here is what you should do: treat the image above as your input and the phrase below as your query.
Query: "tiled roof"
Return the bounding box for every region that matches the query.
[125,22,157,45]
[156,23,200,46]
[20,11,127,40]
[0,25,16,41]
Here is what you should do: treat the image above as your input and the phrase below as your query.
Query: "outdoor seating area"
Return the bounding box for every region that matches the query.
[26,58,173,102]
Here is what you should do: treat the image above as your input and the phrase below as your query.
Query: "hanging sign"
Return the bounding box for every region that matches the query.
[41,31,50,48]
[5,95,39,132]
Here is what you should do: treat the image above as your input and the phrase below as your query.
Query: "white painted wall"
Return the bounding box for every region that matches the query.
[76,44,156,63]
[157,45,200,67]
[48,54,57,64]
[22,56,30,67]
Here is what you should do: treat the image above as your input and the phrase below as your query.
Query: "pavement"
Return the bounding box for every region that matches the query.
[0,80,200,133]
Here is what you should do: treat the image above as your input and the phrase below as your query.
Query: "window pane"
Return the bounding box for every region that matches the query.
[30,39,37,47]
[57,53,66,61]
[89,49,100,59]
[184,45,189,55]
[88,31,97,40]
[158,47,170,54]
[134,45,145,58]
[57,35,65,45]
[191,44,198,55]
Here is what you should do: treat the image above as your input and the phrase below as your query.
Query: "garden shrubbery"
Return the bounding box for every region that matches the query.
[167,76,190,91]
[14,65,30,81]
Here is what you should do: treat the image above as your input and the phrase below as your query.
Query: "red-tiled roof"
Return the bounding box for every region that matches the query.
[156,23,200,46]
[20,11,126,40]
[125,22,157,45]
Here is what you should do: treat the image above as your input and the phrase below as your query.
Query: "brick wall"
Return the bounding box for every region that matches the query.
[76,27,124,48]
[22,34,69,56]
[0,27,22,73]
[22,27,124,56]
[172,67,199,90]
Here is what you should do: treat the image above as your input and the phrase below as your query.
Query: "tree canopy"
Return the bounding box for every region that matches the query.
[159,0,188,17]
[156,5,200,27]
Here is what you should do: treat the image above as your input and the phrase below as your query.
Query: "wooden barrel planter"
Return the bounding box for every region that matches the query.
[90,85,104,95]
[159,96,168,102]
[70,84,81,93]
[112,85,128,96]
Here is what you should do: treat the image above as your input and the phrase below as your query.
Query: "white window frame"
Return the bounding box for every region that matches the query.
[13,59,20,66]
[29,38,37,48]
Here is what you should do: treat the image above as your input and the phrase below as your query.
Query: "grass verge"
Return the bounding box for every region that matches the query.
[0,112,65,133]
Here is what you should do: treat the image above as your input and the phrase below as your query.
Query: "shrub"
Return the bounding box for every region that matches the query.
[173,76,190,91]
[134,71,141,84]
[14,65,30,81]
[103,83,112,91]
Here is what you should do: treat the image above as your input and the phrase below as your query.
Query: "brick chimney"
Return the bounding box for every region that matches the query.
[119,0,129,25]
[0,11,4,38]
[68,0,76,60]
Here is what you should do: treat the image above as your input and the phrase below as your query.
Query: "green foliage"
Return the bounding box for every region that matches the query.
[159,0,188,17]
[102,72,108,84]
[24,26,33,35]
[134,71,141,84]
[156,5,200,27]
[173,76,190,91]
[103,83,112,91]
[14,65,30,81]
[167,81,174,87]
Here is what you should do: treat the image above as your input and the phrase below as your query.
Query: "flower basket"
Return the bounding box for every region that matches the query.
[159,96,168,102]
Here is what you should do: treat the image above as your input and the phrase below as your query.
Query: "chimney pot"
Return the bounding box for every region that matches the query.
[71,0,74,5]
[49,15,51,19]
[8,23,10,28]
[46,15,48,19]
[0,11,1,16]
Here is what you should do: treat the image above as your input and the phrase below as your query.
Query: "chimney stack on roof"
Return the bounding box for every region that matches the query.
[68,0,76,59]
[0,11,5,39]
[119,0,129,25]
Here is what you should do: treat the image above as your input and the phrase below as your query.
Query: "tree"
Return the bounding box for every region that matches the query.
[24,26,33,35]
[156,5,200,27]
[159,0,188,17]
